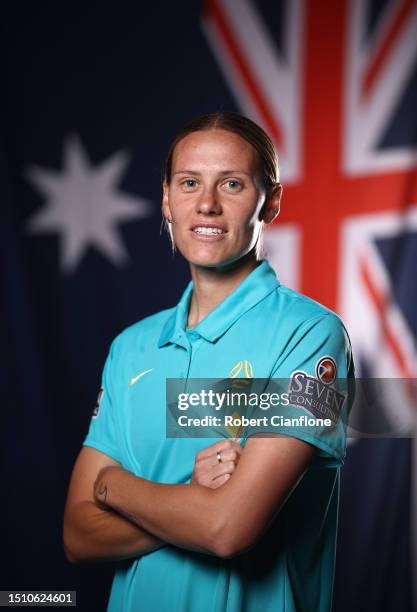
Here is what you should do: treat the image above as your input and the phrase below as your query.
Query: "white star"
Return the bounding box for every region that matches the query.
[25,134,152,272]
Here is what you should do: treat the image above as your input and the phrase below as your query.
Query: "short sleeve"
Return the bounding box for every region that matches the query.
[83,339,123,463]
[245,314,354,468]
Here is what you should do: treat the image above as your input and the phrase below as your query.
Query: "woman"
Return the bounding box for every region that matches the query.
[64,112,353,611]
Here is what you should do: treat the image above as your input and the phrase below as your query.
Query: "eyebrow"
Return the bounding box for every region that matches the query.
[172,170,250,176]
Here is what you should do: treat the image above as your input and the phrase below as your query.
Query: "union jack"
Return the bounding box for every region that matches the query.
[202,0,417,605]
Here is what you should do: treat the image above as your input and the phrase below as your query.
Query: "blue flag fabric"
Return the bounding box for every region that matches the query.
[2,2,416,611]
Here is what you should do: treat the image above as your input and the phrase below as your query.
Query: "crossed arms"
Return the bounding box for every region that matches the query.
[63,435,316,563]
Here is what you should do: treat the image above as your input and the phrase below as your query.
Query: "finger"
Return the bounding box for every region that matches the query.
[211,473,231,489]
[196,439,243,461]
[196,439,233,459]
[193,453,231,478]
[211,460,236,480]
[195,455,222,472]
[230,441,243,456]
[213,448,238,464]
[213,445,243,464]
[192,456,235,487]
[231,437,244,447]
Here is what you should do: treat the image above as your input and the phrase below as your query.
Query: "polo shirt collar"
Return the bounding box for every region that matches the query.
[158,260,279,347]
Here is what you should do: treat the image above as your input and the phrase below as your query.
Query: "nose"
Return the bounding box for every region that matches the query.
[197,185,222,215]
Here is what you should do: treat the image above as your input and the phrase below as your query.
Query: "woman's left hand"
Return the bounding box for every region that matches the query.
[191,439,243,489]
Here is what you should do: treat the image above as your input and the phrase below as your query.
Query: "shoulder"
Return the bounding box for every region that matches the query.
[278,283,336,318]
[261,284,354,375]
[265,283,349,337]
[266,287,354,379]
[109,306,175,357]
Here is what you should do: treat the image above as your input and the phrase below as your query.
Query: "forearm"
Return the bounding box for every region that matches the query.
[94,437,316,560]
[63,499,164,563]
[95,468,222,555]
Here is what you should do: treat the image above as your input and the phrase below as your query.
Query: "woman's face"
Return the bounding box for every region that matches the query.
[162,129,279,269]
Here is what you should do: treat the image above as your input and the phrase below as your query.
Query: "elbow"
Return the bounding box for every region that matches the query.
[212,541,239,560]
[62,522,85,565]
[63,540,79,565]
[63,533,79,565]
[63,544,79,565]
[63,538,90,565]
[212,536,254,560]
[63,501,99,564]
[209,518,256,560]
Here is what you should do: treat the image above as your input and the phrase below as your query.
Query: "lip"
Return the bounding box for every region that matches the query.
[189,223,227,241]
[190,223,227,232]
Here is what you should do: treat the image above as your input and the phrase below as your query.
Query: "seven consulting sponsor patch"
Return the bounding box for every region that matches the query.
[288,356,345,425]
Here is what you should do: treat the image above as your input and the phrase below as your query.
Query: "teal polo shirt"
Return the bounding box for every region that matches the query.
[83,259,354,612]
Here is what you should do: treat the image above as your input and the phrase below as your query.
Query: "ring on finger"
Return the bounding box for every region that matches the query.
[216,451,222,463]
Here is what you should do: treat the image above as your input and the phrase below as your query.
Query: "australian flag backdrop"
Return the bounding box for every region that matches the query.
[2,1,417,611]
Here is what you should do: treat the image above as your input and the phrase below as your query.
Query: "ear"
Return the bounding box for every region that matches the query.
[261,183,283,224]
[162,181,171,221]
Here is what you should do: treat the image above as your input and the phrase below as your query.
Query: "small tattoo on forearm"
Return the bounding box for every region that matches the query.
[98,484,108,504]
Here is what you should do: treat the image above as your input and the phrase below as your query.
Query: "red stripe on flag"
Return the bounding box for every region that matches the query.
[360,256,415,380]
[206,0,283,148]
[362,0,416,99]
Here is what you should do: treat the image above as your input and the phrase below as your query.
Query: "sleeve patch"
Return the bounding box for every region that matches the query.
[288,370,345,425]
[315,355,337,384]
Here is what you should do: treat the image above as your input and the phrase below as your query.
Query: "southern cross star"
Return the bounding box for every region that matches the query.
[26,134,152,272]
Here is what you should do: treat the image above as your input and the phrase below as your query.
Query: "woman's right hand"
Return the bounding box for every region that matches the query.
[191,439,243,489]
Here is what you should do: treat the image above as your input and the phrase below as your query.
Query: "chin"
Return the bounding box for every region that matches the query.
[177,239,254,270]
[187,254,226,268]
[177,243,227,267]
[185,250,252,271]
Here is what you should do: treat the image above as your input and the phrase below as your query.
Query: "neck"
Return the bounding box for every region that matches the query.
[187,251,261,328]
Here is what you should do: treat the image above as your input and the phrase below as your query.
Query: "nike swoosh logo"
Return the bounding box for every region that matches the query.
[129,368,153,386]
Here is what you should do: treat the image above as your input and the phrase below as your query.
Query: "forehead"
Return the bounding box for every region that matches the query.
[171,128,260,174]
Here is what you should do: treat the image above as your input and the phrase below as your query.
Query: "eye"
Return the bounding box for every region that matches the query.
[224,179,242,190]
[181,179,198,189]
